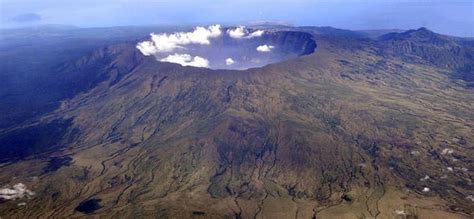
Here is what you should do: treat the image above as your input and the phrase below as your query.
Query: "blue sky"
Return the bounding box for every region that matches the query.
[0,0,473,37]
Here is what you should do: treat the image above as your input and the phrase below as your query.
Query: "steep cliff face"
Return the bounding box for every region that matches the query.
[143,29,317,70]
[0,27,473,218]
[260,31,317,56]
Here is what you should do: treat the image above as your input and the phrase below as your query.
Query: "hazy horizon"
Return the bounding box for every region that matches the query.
[1,0,473,37]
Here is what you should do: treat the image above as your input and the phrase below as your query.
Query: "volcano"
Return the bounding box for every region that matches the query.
[0,25,473,218]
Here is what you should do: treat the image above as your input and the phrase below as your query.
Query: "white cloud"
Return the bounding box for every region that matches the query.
[248,30,264,38]
[136,41,159,56]
[137,24,222,55]
[0,183,34,200]
[225,58,235,65]
[227,26,265,39]
[160,54,209,68]
[227,26,247,38]
[256,44,274,52]
[136,24,268,69]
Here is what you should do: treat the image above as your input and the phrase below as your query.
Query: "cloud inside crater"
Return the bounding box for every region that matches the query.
[227,26,247,38]
[256,44,274,52]
[248,30,265,38]
[160,54,209,68]
[137,24,222,55]
[136,24,269,68]
[227,26,265,39]
[225,58,235,65]
[136,25,221,67]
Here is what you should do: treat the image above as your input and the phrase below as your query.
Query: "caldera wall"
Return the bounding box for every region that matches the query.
[137,25,317,70]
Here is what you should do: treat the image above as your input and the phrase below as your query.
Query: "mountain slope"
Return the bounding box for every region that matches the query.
[379,27,474,87]
[0,27,473,218]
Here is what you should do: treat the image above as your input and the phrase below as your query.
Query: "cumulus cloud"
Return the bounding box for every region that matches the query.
[227,26,247,38]
[248,30,264,38]
[225,58,235,65]
[160,54,209,68]
[136,24,271,69]
[0,183,34,200]
[136,41,159,56]
[137,24,222,55]
[227,26,265,39]
[256,44,274,52]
